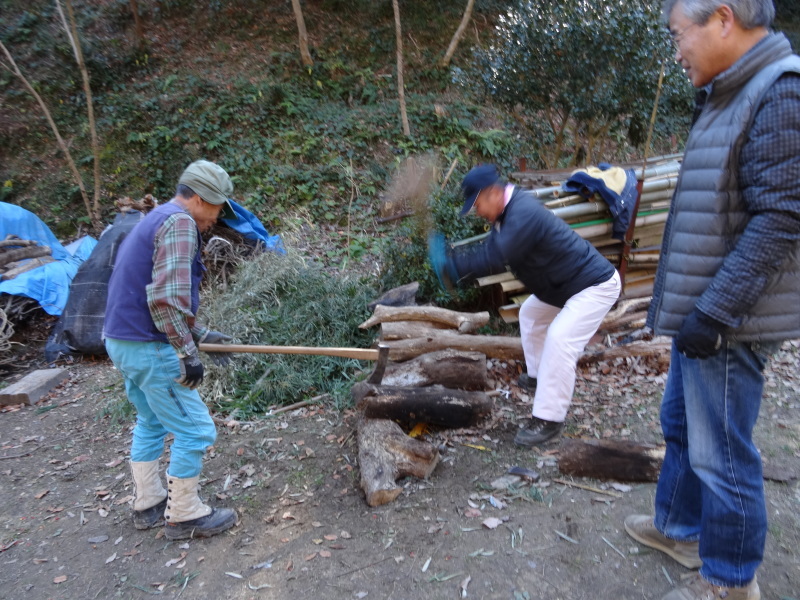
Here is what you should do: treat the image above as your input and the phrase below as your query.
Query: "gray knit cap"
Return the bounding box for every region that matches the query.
[178,160,237,220]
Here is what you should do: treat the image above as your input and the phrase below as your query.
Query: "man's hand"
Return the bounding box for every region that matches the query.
[427,232,458,292]
[201,330,234,367]
[175,352,204,389]
[676,310,726,359]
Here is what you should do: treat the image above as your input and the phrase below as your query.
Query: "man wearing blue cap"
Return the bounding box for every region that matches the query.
[104,159,238,539]
[429,164,620,445]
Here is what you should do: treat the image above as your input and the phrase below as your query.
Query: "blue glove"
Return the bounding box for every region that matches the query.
[427,232,458,292]
[200,330,234,367]
[675,309,725,359]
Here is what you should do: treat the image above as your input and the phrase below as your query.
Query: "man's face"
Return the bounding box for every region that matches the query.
[188,195,223,232]
[669,2,723,88]
[473,185,504,223]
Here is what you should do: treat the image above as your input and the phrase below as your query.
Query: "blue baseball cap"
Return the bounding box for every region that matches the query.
[460,164,500,216]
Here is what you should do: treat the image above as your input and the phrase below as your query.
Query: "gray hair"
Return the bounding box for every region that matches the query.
[662,0,774,29]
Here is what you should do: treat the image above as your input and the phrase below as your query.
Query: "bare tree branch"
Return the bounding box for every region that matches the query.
[392,0,410,137]
[60,0,102,228]
[0,40,92,221]
[291,0,313,67]
[440,0,475,67]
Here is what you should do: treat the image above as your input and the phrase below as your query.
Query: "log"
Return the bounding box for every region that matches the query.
[357,417,440,507]
[0,245,52,269]
[578,340,671,365]
[360,304,490,333]
[353,383,493,429]
[558,439,665,482]
[379,320,451,341]
[381,349,487,389]
[383,331,523,362]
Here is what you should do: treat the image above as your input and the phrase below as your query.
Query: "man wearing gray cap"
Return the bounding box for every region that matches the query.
[104,159,238,539]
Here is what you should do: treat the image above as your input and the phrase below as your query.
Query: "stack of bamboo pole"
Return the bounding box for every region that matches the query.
[458,154,682,323]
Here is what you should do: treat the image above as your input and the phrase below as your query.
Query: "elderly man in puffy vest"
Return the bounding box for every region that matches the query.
[104,160,238,540]
[624,1,800,599]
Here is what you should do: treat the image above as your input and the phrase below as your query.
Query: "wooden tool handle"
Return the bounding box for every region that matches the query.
[198,343,379,361]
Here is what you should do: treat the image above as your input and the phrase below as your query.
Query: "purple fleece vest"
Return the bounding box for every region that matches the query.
[104,202,203,343]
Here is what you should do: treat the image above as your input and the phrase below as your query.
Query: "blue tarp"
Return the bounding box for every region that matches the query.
[0,202,97,316]
[222,199,285,254]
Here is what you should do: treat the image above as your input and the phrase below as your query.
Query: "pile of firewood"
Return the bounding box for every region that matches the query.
[351,287,675,504]
[353,302,518,506]
[0,236,54,282]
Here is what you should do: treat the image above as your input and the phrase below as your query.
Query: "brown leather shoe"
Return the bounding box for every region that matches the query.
[662,573,760,600]
[624,514,701,569]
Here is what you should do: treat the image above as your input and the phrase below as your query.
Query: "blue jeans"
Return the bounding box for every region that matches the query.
[105,338,216,478]
[655,340,777,587]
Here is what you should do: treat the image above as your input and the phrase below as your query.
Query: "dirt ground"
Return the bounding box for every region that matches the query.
[1,342,799,600]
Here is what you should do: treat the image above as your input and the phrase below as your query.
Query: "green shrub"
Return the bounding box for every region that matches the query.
[200,245,379,415]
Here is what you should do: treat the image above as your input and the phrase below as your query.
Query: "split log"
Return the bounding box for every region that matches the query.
[353,383,493,428]
[383,331,523,362]
[360,304,489,333]
[0,244,51,268]
[578,340,671,365]
[358,417,440,506]
[381,349,487,389]
[558,439,665,482]
[1,256,56,280]
[379,320,450,341]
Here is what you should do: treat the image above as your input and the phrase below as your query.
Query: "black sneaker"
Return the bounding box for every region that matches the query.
[518,374,537,393]
[164,507,237,540]
[133,498,167,530]
[514,417,564,447]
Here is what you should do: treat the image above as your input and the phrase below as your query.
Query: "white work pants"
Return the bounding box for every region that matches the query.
[518,271,621,422]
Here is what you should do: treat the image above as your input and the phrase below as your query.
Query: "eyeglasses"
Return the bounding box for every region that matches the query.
[669,22,698,51]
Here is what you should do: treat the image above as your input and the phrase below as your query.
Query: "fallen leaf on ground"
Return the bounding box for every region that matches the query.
[53,575,67,584]
[105,553,117,564]
[460,575,471,597]
[463,508,482,518]
[165,552,187,567]
[35,490,50,500]
[482,518,502,530]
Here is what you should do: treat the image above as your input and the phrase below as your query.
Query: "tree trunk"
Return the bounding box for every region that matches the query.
[353,383,493,429]
[392,0,411,136]
[360,304,490,333]
[129,0,144,44]
[291,0,313,67]
[61,0,102,229]
[358,416,439,506]
[440,0,475,67]
[380,349,487,389]
[0,40,92,224]
[383,331,523,362]
[558,439,665,483]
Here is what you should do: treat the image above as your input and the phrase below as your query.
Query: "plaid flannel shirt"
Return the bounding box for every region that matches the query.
[146,212,208,357]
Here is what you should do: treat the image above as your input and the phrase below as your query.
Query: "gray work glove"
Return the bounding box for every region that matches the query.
[175,352,204,389]
[200,330,235,367]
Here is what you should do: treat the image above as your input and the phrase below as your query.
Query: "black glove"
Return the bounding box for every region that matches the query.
[427,232,459,292]
[675,310,726,359]
[175,352,204,389]
[200,330,234,367]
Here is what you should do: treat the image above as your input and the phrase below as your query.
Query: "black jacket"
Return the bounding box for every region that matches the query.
[452,186,615,308]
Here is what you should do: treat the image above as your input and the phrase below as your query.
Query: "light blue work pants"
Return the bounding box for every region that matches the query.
[655,340,778,587]
[105,338,216,478]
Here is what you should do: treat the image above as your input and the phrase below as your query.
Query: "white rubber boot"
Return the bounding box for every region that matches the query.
[164,474,236,540]
[130,460,167,530]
